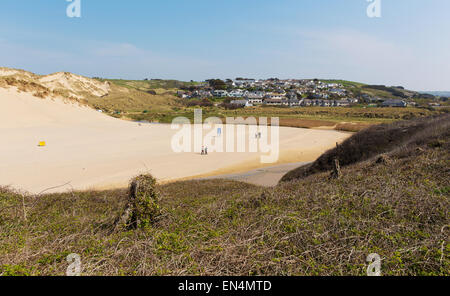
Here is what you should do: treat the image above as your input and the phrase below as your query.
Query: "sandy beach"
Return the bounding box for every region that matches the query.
[197,162,312,187]
[0,87,350,193]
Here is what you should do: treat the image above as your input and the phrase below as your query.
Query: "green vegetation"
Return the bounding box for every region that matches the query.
[86,81,182,115]
[1,115,448,276]
[83,78,447,132]
[124,175,161,229]
[282,114,450,181]
[97,78,199,92]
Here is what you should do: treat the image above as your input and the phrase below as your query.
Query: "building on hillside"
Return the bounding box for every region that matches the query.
[334,99,351,107]
[230,99,252,107]
[265,93,286,100]
[192,90,212,98]
[245,91,265,99]
[213,90,229,97]
[246,95,264,105]
[263,99,289,106]
[329,88,346,96]
[382,100,407,107]
[288,98,300,107]
[228,89,245,98]
[233,79,256,87]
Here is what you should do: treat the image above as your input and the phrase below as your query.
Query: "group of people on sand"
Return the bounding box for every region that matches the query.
[201,146,208,155]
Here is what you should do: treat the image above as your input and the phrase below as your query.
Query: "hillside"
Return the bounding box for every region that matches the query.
[281,114,450,182]
[421,91,450,98]
[0,67,111,100]
[321,79,430,100]
[1,115,448,276]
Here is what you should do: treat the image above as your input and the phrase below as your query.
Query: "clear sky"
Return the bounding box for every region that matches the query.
[0,0,449,90]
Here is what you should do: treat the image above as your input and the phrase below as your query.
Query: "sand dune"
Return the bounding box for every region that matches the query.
[0,87,350,193]
[0,67,111,99]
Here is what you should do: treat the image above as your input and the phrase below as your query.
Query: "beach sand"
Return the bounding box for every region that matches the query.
[0,87,351,193]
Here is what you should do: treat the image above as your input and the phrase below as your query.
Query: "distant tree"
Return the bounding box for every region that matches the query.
[220,102,244,110]
[306,92,316,100]
[185,99,213,107]
[206,79,227,90]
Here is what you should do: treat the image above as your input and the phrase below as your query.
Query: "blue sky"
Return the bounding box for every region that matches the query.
[0,0,449,90]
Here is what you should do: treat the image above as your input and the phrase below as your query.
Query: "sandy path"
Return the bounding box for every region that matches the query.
[0,88,350,193]
[197,162,311,187]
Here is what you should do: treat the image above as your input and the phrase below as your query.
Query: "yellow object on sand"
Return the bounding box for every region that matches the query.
[38,141,46,147]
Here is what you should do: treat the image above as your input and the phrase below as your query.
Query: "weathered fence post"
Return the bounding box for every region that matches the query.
[330,142,342,179]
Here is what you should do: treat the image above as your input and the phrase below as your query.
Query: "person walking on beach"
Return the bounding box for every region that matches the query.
[201,146,205,155]
[205,146,208,155]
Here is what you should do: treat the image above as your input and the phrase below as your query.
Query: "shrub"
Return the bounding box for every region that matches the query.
[116,174,161,229]
[186,99,213,107]
[128,174,161,228]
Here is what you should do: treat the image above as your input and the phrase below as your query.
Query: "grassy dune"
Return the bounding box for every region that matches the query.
[282,114,450,181]
[1,116,448,276]
[87,83,182,114]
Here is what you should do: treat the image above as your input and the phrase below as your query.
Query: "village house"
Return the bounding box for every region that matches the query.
[230,99,252,107]
[263,98,289,106]
[245,90,265,105]
[333,99,351,107]
[265,93,286,100]
[228,89,245,98]
[213,90,229,97]
[329,88,346,96]
[382,100,407,108]
[288,98,300,107]
[192,90,213,98]
[233,78,256,88]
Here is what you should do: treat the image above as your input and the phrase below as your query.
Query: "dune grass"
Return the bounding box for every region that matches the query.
[281,114,450,182]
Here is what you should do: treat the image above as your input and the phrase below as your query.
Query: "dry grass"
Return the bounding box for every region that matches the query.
[282,114,450,182]
[1,116,449,276]
[278,118,336,129]
[334,122,373,132]
[87,83,182,114]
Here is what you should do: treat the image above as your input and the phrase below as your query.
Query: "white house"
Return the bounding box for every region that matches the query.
[231,99,252,107]
[213,90,229,97]
[229,89,245,98]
